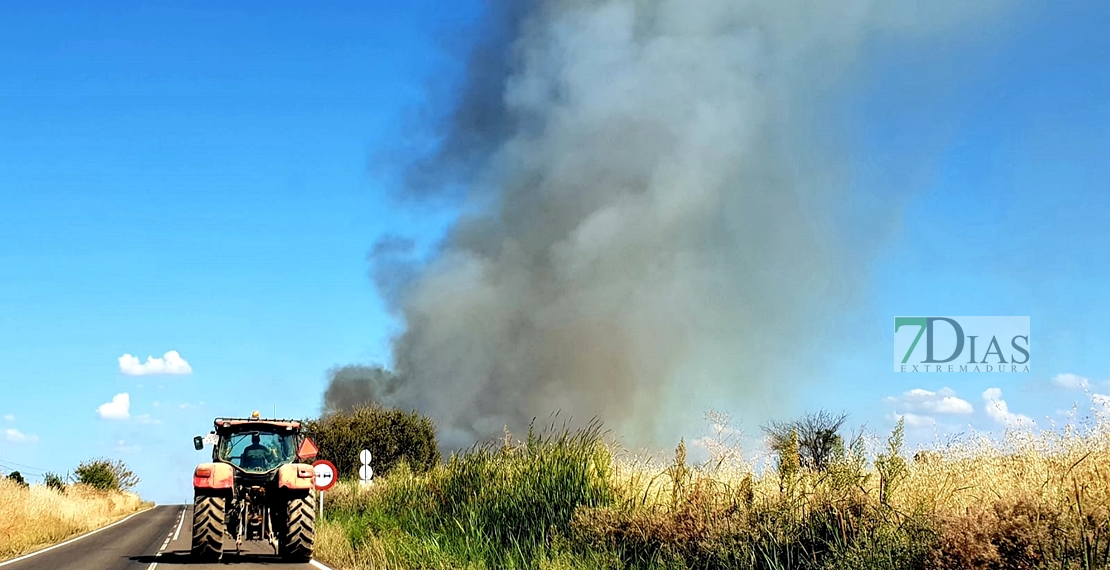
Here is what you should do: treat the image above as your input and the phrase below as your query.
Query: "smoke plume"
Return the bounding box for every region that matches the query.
[327,0,1014,450]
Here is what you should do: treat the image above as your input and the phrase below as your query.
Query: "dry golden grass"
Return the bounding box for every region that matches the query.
[593,415,1110,569]
[608,414,1110,513]
[0,479,147,560]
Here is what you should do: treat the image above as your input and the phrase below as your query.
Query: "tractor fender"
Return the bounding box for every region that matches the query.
[278,463,315,491]
[193,462,234,490]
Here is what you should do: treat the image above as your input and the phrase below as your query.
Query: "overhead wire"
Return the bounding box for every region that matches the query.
[0,458,46,471]
[0,458,47,476]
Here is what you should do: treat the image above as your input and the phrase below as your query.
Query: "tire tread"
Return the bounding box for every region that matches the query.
[281,492,315,562]
[191,494,225,561]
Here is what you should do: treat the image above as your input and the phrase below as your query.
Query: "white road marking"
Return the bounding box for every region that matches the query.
[146,537,171,569]
[172,506,186,541]
[310,560,336,570]
[0,508,155,568]
[147,507,186,570]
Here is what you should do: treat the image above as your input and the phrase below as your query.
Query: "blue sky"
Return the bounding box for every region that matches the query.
[1,0,1108,504]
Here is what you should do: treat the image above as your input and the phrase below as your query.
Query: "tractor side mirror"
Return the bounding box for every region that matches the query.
[193,436,204,451]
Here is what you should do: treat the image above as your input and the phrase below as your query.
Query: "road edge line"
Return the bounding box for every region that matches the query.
[0,505,157,568]
[310,559,336,570]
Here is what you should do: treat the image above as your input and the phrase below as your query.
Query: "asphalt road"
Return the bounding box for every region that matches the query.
[0,504,328,570]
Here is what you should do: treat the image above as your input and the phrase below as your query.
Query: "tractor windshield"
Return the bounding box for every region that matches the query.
[217,430,296,473]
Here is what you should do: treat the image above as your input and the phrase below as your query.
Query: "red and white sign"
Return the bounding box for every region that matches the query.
[311,459,337,491]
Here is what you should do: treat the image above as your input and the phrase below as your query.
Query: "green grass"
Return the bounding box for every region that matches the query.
[321,420,614,569]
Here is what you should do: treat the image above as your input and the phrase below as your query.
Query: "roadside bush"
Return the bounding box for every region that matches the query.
[305,404,438,478]
[5,471,28,487]
[74,459,139,492]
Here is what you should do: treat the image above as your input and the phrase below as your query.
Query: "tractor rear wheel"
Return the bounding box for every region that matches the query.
[191,494,225,561]
[280,491,315,562]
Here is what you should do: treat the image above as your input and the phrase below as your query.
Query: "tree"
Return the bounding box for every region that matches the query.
[75,458,139,492]
[5,471,28,487]
[304,404,438,479]
[763,410,849,472]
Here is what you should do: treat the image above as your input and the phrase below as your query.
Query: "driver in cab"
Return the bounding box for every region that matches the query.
[242,433,274,470]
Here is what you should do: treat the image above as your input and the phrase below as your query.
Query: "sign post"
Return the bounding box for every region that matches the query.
[312,459,337,519]
[359,449,373,486]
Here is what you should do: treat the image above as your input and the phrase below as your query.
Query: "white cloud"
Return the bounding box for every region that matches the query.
[3,414,13,422]
[118,350,193,376]
[97,393,131,420]
[884,387,974,415]
[5,428,38,444]
[1053,373,1091,390]
[982,387,1034,428]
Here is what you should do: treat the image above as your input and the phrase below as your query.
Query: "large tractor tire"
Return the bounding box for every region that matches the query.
[280,491,316,562]
[191,494,226,561]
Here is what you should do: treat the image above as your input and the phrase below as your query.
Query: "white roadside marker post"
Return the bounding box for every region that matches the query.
[359,449,374,487]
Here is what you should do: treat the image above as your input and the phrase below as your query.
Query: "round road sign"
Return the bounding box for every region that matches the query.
[359,464,374,481]
[359,449,372,465]
[312,459,338,491]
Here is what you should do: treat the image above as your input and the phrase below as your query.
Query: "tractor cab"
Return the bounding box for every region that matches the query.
[193,411,316,472]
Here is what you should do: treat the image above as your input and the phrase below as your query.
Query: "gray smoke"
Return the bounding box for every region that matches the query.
[328,0,1016,450]
[322,365,403,415]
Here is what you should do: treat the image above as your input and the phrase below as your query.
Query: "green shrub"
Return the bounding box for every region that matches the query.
[74,458,139,491]
[43,472,65,491]
[304,404,438,479]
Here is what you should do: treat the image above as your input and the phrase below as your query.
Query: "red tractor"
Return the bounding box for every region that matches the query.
[190,411,318,561]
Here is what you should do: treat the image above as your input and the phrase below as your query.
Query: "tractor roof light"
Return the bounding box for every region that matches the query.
[251,410,261,419]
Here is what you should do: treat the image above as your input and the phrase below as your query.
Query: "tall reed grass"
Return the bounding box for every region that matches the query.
[316,414,1110,570]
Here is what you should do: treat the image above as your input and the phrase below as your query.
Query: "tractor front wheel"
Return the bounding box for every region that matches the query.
[280,491,316,562]
[191,494,226,561]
